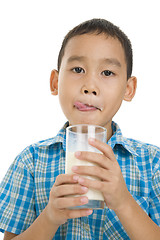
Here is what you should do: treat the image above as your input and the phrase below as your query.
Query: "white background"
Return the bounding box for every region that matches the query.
[0,0,160,237]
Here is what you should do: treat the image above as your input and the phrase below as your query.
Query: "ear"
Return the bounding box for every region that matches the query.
[50,70,59,95]
[124,76,137,102]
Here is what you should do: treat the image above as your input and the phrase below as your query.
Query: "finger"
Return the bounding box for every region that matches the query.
[54,195,89,209]
[54,174,79,186]
[66,209,93,219]
[53,184,88,197]
[77,176,107,192]
[66,208,93,219]
[75,151,113,169]
[72,165,111,182]
[88,138,116,161]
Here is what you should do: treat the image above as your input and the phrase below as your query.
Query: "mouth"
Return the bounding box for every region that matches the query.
[74,101,103,112]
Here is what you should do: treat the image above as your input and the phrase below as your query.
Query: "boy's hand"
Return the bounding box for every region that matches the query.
[72,138,131,212]
[46,174,93,226]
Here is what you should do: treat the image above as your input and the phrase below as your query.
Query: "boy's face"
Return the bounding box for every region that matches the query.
[51,34,136,138]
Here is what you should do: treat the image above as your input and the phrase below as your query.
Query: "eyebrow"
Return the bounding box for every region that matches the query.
[67,55,121,68]
[101,58,121,68]
[67,56,86,63]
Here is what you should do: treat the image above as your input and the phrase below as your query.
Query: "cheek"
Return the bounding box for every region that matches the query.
[58,93,70,120]
[103,84,126,112]
[58,81,74,116]
[107,80,126,100]
[58,87,68,109]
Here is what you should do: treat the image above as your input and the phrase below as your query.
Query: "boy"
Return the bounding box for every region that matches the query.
[0,18,160,240]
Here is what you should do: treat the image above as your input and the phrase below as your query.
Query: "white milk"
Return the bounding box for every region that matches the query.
[65,152,104,201]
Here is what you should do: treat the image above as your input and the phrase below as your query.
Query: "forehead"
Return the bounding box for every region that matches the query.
[62,33,126,67]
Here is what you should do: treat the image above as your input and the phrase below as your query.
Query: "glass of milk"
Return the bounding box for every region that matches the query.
[65,124,107,209]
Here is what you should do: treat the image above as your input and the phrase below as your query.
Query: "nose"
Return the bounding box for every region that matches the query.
[81,84,99,96]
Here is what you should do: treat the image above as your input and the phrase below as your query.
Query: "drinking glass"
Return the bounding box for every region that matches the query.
[65,124,107,209]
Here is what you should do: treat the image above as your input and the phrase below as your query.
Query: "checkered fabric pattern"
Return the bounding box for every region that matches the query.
[0,121,160,239]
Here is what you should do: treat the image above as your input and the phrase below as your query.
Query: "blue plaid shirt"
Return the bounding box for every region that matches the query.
[0,121,160,239]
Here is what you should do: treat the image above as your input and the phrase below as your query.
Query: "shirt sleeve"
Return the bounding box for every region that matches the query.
[0,147,36,235]
[149,149,160,226]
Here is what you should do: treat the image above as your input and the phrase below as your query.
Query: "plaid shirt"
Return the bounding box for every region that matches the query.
[0,121,160,239]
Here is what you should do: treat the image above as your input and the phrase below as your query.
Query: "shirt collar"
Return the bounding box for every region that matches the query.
[38,121,138,156]
[108,121,139,156]
[38,122,68,150]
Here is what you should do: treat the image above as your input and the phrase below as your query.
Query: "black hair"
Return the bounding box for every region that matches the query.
[57,18,133,79]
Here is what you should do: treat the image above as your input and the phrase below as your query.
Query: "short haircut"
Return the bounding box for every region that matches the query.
[57,18,133,79]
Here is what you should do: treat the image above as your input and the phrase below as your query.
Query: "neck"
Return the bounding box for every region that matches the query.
[105,120,113,141]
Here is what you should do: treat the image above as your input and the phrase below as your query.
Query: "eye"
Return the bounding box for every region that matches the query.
[102,70,114,77]
[72,67,85,74]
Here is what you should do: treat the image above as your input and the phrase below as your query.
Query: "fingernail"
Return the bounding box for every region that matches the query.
[86,209,93,215]
[81,186,88,192]
[75,151,81,157]
[81,197,88,203]
[89,137,95,143]
[73,175,79,181]
[78,177,84,184]
[72,166,78,171]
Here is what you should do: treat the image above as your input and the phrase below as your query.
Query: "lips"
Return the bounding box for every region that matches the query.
[74,101,102,111]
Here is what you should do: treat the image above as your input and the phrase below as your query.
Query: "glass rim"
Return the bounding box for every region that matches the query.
[66,124,107,135]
